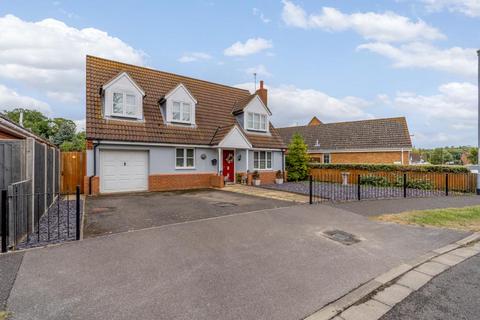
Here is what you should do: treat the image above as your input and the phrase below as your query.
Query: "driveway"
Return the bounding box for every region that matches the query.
[7,204,469,320]
[84,189,293,238]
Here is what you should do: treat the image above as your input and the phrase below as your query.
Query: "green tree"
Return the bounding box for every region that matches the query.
[60,132,86,152]
[52,119,76,146]
[468,148,478,165]
[429,148,453,165]
[3,108,53,139]
[286,133,309,181]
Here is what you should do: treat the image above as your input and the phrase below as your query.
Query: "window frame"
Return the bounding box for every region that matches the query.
[111,91,139,118]
[323,153,331,164]
[175,148,195,169]
[253,151,272,170]
[171,100,193,124]
[246,112,268,132]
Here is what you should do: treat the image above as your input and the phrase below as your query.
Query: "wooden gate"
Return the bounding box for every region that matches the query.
[61,152,86,193]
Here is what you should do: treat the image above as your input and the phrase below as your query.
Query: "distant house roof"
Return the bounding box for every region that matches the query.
[277,117,412,151]
[308,116,322,126]
[0,114,56,147]
[86,56,286,149]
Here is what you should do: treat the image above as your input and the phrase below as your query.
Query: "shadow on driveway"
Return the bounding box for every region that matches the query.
[84,188,293,238]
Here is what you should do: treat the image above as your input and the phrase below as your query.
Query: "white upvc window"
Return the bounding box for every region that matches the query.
[323,153,331,164]
[246,112,267,132]
[172,101,192,123]
[253,151,272,170]
[112,92,138,117]
[176,148,195,169]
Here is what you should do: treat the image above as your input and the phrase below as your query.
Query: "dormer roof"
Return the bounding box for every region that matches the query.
[102,71,145,96]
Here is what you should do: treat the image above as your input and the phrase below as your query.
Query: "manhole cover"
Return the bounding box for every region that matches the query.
[213,202,238,207]
[322,230,360,245]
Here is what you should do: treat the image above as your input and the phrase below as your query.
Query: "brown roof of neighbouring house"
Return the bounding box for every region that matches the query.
[277,117,412,151]
[86,56,286,149]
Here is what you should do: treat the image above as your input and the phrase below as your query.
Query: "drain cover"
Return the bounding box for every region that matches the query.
[322,230,360,245]
[213,202,238,207]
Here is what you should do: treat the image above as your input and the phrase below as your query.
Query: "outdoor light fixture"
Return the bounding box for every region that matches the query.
[211,159,217,166]
[237,154,242,161]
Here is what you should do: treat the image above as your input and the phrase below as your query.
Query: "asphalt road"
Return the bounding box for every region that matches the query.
[7,204,467,320]
[328,195,480,217]
[382,253,480,320]
[0,252,23,310]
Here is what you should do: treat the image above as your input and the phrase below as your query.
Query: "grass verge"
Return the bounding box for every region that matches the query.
[375,205,480,231]
[0,311,11,320]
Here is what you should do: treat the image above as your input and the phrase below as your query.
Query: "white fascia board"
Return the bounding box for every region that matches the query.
[102,72,145,96]
[308,148,413,153]
[218,125,252,149]
[164,83,197,104]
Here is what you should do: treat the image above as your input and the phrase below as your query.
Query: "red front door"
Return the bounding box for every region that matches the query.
[222,150,235,182]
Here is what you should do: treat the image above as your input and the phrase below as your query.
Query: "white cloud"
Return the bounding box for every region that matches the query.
[357,42,477,77]
[253,8,271,23]
[245,65,272,77]
[422,0,480,17]
[0,84,51,113]
[235,82,372,126]
[281,0,445,42]
[178,52,212,63]
[224,38,273,57]
[386,82,477,146]
[0,14,145,104]
[74,118,86,132]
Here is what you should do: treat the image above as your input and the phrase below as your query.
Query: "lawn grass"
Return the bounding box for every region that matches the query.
[375,205,480,231]
[0,311,10,320]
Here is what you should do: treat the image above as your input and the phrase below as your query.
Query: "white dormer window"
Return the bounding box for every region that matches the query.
[172,101,191,123]
[246,112,267,132]
[113,92,138,117]
[102,72,145,120]
[163,84,197,126]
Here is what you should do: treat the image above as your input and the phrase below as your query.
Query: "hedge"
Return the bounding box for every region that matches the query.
[309,163,470,173]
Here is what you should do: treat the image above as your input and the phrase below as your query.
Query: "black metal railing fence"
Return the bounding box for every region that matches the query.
[309,171,475,204]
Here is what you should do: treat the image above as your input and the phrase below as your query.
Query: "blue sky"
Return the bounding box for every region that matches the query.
[0,0,478,148]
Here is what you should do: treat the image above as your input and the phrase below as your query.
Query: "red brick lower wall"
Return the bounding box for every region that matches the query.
[83,176,99,195]
[246,171,278,185]
[149,173,219,191]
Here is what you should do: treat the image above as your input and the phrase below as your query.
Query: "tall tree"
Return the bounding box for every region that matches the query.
[286,133,309,181]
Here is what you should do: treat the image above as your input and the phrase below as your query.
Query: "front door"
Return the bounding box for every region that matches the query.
[222,150,235,182]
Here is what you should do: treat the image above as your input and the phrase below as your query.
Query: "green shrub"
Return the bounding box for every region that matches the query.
[309,163,469,174]
[360,176,391,187]
[286,133,309,181]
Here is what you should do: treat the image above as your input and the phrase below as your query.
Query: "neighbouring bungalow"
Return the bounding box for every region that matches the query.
[85,56,286,194]
[277,116,412,165]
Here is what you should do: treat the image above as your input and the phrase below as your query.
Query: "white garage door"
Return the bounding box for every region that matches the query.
[100,150,148,193]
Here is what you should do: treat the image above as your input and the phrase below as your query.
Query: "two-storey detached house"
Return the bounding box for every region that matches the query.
[85,56,286,194]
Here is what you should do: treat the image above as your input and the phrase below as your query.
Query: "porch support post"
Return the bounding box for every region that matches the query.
[217,148,222,175]
[246,149,249,172]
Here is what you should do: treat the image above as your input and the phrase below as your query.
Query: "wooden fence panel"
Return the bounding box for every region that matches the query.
[0,141,25,190]
[61,152,86,194]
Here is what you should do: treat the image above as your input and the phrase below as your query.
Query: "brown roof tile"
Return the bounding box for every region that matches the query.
[277,117,412,151]
[86,56,286,149]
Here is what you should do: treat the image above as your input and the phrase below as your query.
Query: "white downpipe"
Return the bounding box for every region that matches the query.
[246,149,249,172]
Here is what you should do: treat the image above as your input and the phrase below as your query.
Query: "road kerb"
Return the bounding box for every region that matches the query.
[303,232,480,320]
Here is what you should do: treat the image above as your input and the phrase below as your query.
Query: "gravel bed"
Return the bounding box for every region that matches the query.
[16,196,82,249]
[261,181,467,202]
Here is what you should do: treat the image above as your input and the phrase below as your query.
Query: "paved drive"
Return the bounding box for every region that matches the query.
[382,253,480,320]
[85,189,292,238]
[328,196,480,217]
[7,204,468,320]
